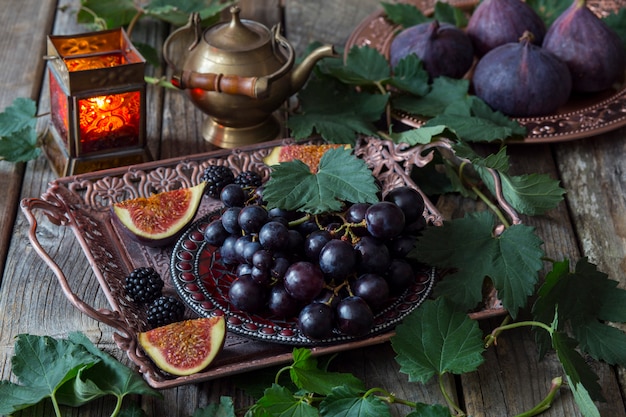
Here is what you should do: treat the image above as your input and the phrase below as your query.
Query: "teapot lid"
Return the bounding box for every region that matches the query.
[204,6,269,52]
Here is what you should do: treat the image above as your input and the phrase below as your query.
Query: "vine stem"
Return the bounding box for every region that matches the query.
[439,374,465,416]
[485,320,553,348]
[363,387,417,408]
[51,395,62,417]
[514,377,563,417]
[144,76,177,90]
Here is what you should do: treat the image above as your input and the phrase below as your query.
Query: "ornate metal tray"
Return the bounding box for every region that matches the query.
[345,0,626,143]
[20,136,507,389]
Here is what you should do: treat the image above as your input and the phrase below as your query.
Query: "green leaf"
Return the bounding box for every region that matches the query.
[603,8,626,50]
[406,403,453,417]
[392,77,471,117]
[119,403,150,417]
[193,396,236,417]
[552,331,604,406]
[533,258,626,366]
[389,125,451,146]
[526,0,572,27]
[144,0,231,26]
[329,46,391,86]
[78,0,137,28]
[0,97,37,136]
[413,211,544,318]
[263,146,379,214]
[319,385,391,417]
[433,2,468,27]
[56,332,160,406]
[391,298,485,383]
[381,2,429,27]
[289,349,365,396]
[255,384,319,417]
[288,78,388,144]
[0,334,100,414]
[390,54,430,97]
[0,127,41,162]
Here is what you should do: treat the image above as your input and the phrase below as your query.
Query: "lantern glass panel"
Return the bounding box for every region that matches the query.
[49,70,69,147]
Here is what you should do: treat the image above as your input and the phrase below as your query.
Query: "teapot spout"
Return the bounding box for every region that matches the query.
[290,44,337,94]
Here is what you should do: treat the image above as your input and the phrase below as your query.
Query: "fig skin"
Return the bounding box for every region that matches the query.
[389,20,474,80]
[542,0,625,93]
[472,32,572,118]
[466,0,546,57]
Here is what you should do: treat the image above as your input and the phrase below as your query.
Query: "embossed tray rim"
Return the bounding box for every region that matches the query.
[345,0,626,144]
[20,136,506,389]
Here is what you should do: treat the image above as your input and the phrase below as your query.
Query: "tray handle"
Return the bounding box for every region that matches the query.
[20,196,133,339]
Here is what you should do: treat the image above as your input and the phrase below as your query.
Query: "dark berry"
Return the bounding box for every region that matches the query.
[235,170,263,187]
[146,295,185,328]
[201,165,235,198]
[124,267,164,304]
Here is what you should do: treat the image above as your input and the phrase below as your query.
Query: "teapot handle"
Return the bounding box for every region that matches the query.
[171,23,295,100]
[163,13,203,70]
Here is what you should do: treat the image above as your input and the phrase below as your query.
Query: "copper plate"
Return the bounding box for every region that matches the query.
[345,0,626,143]
[21,136,506,388]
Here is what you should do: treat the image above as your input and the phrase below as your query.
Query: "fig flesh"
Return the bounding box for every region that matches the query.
[472,32,572,117]
[138,317,226,376]
[466,0,546,57]
[542,0,625,93]
[112,182,205,247]
[263,144,349,172]
[389,20,474,79]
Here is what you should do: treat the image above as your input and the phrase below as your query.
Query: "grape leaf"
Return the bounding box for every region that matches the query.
[390,125,452,146]
[287,78,388,144]
[433,2,468,27]
[391,297,485,383]
[0,334,99,414]
[407,403,453,417]
[0,127,41,162]
[319,385,391,417]
[389,54,430,97]
[254,384,319,417]
[144,0,231,26]
[392,77,472,117]
[381,2,429,27]
[552,331,604,408]
[413,211,544,318]
[193,396,236,417]
[289,348,365,396]
[329,46,391,86]
[526,0,572,27]
[532,258,626,366]
[0,97,36,136]
[603,8,626,50]
[78,0,137,28]
[263,147,379,214]
[119,404,150,417]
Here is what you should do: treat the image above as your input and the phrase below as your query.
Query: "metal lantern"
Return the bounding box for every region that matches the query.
[44,28,151,176]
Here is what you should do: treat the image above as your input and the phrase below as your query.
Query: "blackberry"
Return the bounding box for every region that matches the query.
[201,165,235,198]
[235,170,263,188]
[146,295,185,328]
[124,267,164,304]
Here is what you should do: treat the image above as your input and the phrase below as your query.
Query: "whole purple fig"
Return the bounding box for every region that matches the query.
[542,0,625,93]
[389,20,474,79]
[466,0,546,57]
[472,32,572,117]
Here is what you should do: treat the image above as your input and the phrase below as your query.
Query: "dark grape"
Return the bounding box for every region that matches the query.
[220,183,246,208]
[234,235,254,263]
[387,235,417,258]
[220,235,239,265]
[384,186,425,223]
[404,216,427,235]
[296,219,321,236]
[252,249,273,270]
[228,275,268,313]
[318,239,356,280]
[270,256,291,280]
[268,283,301,317]
[298,302,334,340]
[221,206,242,234]
[238,205,269,234]
[236,263,253,278]
[345,202,370,223]
[354,236,391,274]
[251,265,271,285]
[259,221,290,252]
[386,258,415,294]
[303,230,332,261]
[242,240,263,264]
[204,219,230,246]
[352,273,390,310]
[288,229,305,256]
[365,202,405,240]
[283,261,325,301]
[335,296,374,337]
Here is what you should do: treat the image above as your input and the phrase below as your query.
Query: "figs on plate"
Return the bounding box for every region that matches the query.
[472,31,572,117]
[112,182,205,247]
[542,0,625,93]
[138,317,226,376]
[389,20,474,79]
[466,0,546,57]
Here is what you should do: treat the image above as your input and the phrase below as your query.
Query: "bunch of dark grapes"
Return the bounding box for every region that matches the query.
[203,167,427,341]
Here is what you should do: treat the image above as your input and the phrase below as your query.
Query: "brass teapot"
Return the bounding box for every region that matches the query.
[163,7,336,148]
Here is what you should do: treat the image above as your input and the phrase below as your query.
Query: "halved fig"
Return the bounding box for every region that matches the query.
[112,182,205,247]
[138,316,226,376]
[263,144,350,172]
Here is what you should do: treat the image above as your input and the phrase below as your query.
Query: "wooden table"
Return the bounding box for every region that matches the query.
[1,0,626,416]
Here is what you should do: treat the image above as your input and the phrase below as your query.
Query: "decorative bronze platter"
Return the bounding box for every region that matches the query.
[20,136,506,388]
[345,0,626,143]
